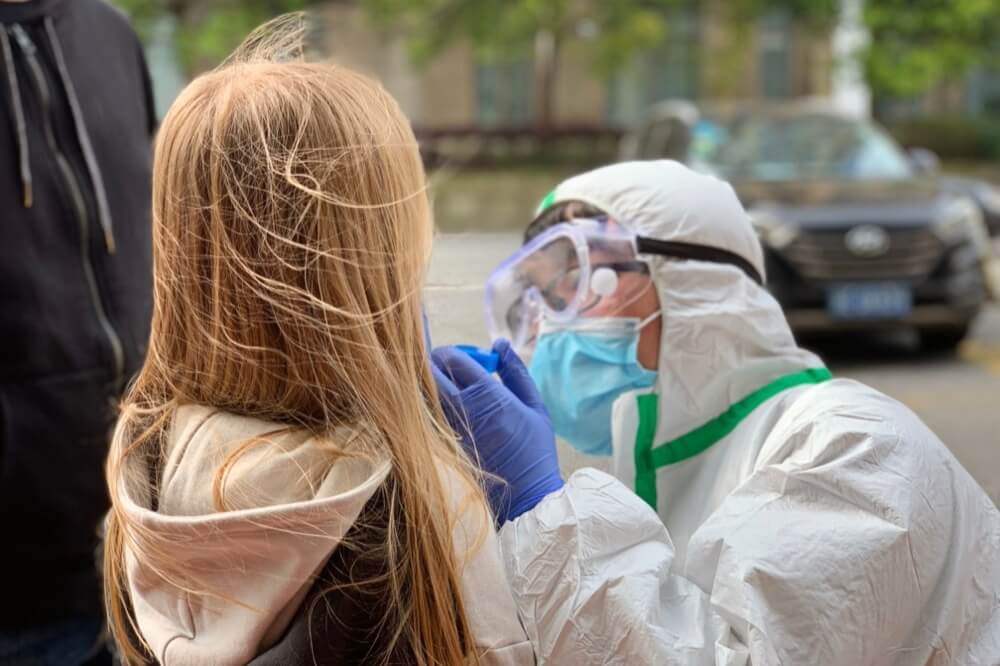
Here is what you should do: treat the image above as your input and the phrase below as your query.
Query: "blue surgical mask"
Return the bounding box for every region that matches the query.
[528,315,658,456]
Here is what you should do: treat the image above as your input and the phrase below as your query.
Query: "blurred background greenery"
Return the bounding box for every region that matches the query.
[113,0,1000,180]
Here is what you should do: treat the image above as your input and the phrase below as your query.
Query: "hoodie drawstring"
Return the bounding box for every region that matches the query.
[44,17,115,253]
[0,26,33,208]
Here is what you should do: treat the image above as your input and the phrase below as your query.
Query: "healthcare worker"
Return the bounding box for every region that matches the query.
[433,160,1000,664]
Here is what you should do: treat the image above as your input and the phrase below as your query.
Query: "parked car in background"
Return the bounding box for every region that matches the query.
[622,100,996,350]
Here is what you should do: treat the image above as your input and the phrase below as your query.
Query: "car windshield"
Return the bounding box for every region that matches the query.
[689,112,914,181]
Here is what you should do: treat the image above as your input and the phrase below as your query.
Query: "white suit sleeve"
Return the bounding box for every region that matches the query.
[498,468,736,666]
[498,397,1000,666]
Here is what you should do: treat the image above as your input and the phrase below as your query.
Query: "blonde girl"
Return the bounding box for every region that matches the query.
[102,16,531,665]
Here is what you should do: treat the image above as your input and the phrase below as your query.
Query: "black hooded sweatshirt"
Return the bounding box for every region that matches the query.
[0,0,154,627]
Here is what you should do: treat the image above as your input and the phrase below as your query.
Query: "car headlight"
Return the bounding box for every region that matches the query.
[933,198,989,252]
[749,210,799,249]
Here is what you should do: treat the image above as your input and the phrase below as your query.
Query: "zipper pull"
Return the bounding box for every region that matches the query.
[10,25,36,56]
[103,227,116,254]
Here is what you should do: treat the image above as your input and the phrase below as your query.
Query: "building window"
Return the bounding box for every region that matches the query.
[477,59,534,127]
[965,66,1000,115]
[759,10,791,99]
[648,12,700,103]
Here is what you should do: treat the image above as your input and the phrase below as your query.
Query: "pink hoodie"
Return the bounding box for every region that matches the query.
[117,405,533,665]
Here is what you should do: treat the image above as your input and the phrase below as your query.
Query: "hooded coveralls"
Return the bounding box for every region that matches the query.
[498,161,1000,665]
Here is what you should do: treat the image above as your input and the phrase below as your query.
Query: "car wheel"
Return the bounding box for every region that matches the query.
[920,324,971,353]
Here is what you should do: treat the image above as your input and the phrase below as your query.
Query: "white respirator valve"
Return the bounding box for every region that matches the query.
[590,267,619,297]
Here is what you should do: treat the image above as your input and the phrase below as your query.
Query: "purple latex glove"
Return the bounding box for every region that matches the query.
[432,339,564,525]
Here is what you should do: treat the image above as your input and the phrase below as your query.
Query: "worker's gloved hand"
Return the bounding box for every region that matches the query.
[432,339,564,525]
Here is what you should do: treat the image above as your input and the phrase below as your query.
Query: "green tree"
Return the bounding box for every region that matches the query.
[863,0,1000,98]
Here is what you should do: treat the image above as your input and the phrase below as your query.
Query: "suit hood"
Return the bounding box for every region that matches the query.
[537,160,822,443]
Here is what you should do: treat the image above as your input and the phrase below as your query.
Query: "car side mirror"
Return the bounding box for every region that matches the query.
[908,147,940,175]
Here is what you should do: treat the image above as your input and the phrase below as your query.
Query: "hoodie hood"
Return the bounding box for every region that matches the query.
[535,160,822,444]
[118,405,391,665]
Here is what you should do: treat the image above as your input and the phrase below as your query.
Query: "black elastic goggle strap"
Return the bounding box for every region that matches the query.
[636,237,764,286]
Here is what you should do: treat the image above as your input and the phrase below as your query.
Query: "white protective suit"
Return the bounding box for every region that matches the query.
[497,161,1000,665]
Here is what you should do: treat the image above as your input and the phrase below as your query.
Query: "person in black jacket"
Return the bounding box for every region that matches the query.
[0,1,154,663]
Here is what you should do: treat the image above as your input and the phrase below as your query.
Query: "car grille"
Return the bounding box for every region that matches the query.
[783,228,944,281]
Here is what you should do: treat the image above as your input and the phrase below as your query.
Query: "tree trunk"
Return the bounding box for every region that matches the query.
[534,30,559,131]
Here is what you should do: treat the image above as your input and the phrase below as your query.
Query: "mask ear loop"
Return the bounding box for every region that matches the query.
[637,309,661,331]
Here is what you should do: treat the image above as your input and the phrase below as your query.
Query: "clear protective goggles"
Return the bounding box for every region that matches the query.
[485,220,655,356]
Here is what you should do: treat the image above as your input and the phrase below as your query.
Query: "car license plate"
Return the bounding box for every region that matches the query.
[827,283,912,320]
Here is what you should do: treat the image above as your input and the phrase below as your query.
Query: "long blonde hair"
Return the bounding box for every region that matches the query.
[104,15,484,665]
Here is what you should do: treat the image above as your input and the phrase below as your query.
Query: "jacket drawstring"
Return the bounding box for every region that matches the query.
[43,17,115,253]
[0,26,33,208]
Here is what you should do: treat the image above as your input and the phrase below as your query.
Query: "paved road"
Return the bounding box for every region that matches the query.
[426,232,1000,504]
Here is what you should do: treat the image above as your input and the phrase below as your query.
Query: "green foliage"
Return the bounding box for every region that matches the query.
[886,114,1000,160]
[588,5,671,76]
[361,0,685,67]
[361,0,998,100]
[361,0,841,70]
[358,0,840,126]
[112,0,1000,100]
[863,0,1000,97]
[726,0,838,31]
[365,0,552,61]
[112,0,313,73]
[109,0,162,40]
[176,3,311,71]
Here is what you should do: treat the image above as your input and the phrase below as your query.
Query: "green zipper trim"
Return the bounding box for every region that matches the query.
[634,368,833,509]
